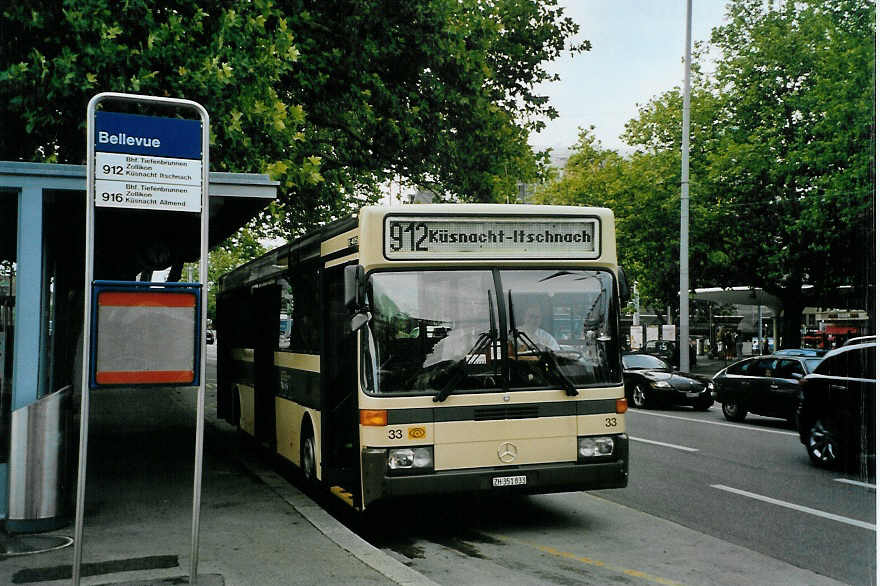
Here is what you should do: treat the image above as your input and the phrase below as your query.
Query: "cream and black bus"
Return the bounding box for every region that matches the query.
[216,204,629,510]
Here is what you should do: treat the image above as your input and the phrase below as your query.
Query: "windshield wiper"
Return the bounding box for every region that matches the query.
[507,291,578,397]
[434,290,498,403]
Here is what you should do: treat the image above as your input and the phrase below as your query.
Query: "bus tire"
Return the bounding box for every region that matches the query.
[301,424,317,484]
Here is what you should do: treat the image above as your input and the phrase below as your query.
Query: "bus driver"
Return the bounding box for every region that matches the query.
[518,302,560,352]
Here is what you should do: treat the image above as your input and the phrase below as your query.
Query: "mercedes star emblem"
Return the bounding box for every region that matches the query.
[497,442,518,463]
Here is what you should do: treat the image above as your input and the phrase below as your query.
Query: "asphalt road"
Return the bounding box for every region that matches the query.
[206,345,876,585]
[603,406,875,585]
[352,405,875,586]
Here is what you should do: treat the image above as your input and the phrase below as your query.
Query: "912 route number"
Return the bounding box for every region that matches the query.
[388,221,428,252]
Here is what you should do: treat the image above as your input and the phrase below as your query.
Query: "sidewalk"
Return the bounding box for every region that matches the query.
[0,385,432,586]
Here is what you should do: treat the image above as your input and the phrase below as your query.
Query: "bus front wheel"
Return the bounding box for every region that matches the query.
[301,429,317,484]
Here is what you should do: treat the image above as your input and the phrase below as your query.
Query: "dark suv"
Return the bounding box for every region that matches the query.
[796,342,875,471]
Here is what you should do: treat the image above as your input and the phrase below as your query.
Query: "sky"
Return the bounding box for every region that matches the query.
[529,1,731,155]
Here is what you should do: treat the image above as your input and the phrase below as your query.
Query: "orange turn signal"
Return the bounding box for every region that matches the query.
[616,398,628,414]
[359,409,388,426]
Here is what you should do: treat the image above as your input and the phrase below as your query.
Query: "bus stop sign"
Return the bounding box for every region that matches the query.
[94,111,203,212]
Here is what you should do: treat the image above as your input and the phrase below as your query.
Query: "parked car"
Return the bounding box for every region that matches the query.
[622,353,713,410]
[206,329,215,345]
[796,342,875,470]
[712,354,823,423]
[643,339,697,369]
[842,335,875,347]
[774,348,826,357]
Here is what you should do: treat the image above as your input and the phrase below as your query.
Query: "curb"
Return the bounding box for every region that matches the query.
[239,458,439,586]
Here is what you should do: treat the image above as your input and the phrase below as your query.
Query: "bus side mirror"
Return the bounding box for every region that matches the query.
[617,267,630,303]
[344,264,365,311]
[351,312,371,332]
[345,264,371,332]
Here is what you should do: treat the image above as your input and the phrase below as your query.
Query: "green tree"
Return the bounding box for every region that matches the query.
[1,0,589,241]
[540,0,874,346]
[538,84,723,316]
[706,0,875,345]
[0,1,309,185]
[273,0,588,236]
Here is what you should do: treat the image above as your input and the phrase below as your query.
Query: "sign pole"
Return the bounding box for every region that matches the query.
[75,93,209,586]
[191,97,210,585]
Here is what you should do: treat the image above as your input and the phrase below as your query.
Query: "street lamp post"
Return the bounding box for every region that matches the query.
[679,0,693,372]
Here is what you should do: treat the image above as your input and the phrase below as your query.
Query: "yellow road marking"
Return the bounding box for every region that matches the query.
[493,534,682,586]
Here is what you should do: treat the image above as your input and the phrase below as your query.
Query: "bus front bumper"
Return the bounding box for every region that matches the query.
[361,438,628,507]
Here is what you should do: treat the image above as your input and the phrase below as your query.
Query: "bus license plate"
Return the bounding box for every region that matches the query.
[492,475,527,487]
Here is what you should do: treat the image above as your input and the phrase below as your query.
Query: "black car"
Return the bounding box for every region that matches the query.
[712,354,823,423]
[796,342,875,470]
[622,353,713,410]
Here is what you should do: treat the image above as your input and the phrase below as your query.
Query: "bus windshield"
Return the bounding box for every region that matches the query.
[363,269,620,395]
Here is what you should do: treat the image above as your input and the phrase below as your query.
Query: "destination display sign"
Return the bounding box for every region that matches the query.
[94,111,203,212]
[94,179,202,212]
[384,216,600,259]
[95,152,202,185]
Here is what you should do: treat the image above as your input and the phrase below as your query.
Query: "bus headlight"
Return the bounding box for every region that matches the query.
[387,446,434,474]
[578,436,615,460]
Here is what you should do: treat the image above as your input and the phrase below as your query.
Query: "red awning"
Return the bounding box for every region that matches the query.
[823,325,858,335]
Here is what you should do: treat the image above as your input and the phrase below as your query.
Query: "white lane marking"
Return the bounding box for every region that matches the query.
[630,436,699,452]
[711,484,876,531]
[834,478,876,490]
[629,410,798,437]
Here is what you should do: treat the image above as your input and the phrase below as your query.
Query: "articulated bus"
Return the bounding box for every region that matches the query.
[216,204,629,510]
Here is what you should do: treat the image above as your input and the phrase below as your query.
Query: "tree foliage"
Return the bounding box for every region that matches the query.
[0,1,308,182]
[540,0,874,345]
[707,0,875,343]
[1,0,589,240]
[272,0,588,235]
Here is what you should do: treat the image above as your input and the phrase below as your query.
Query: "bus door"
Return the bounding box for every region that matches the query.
[252,285,280,446]
[320,264,360,506]
[216,288,250,425]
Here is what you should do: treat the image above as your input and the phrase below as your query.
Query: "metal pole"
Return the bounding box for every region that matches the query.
[758,304,763,353]
[679,0,693,372]
[190,103,210,586]
[73,94,101,586]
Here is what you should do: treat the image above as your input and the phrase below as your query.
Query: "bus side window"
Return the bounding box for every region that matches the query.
[278,278,293,350]
[291,260,321,353]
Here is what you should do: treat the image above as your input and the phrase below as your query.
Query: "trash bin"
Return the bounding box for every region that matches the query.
[6,385,72,533]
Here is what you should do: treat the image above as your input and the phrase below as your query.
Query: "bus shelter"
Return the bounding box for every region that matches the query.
[0,161,277,533]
